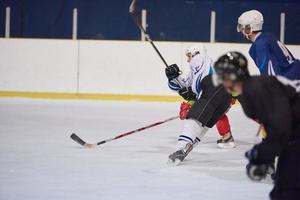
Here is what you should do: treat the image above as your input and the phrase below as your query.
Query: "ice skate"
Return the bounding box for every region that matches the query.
[217,133,236,149]
[167,149,186,165]
[167,143,193,165]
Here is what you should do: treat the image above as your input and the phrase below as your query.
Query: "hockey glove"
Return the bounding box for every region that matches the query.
[179,87,197,101]
[246,163,274,181]
[165,64,181,80]
[179,101,194,120]
[245,148,275,181]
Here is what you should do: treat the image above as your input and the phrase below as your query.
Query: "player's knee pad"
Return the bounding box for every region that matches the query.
[216,114,231,136]
[177,119,208,150]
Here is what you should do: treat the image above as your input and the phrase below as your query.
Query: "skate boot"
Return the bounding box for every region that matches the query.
[168,143,194,165]
[217,132,236,149]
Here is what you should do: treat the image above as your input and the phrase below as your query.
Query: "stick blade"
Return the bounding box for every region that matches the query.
[70,133,86,146]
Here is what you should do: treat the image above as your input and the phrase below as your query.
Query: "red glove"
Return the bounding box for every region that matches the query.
[179,102,192,120]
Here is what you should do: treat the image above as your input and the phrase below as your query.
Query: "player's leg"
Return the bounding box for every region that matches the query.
[168,97,210,164]
[168,118,208,164]
[187,76,232,126]
[269,128,300,200]
[269,148,300,199]
[168,76,231,164]
[216,114,236,148]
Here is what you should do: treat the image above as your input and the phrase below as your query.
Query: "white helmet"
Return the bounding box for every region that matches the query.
[237,10,264,34]
[185,44,207,57]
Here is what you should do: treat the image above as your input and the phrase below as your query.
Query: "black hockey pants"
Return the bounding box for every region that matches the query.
[187,75,232,128]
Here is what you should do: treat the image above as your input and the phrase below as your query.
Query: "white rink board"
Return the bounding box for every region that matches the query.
[0,38,299,95]
[78,41,181,95]
[0,39,78,93]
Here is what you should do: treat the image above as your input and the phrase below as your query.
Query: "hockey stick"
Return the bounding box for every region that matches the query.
[256,124,263,137]
[129,0,183,87]
[70,116,179,148]
[254,124,263,143]
[129,0,168,67]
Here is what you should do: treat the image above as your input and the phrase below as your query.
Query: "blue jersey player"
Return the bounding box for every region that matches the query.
[237,10,300,80]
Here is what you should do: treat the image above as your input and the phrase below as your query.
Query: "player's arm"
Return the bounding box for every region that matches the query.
[246,80,293,164]
[166,64,189,91]
[166,64,196,119]
[166,64,197,101]
[254,42,271,75]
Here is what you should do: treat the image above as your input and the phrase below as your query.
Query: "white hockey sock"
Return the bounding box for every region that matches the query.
[177,119,209,150]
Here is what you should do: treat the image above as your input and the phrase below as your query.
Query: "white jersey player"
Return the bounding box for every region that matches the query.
[168,45,214,98]
[165,45,235,164]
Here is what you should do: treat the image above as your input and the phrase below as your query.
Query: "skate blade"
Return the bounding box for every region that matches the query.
[217,142,236,149]
[167,158,182,166]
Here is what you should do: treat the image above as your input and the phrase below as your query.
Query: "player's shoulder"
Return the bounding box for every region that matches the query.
[250,33,267,54]
[190,55,199,67]
[190,54,209,67]
[244,76,277,93]
[246,75,277,85]
[255,32,277,44]
[275,76,300,94]
[245,75,287,97]
[244,76,263,88]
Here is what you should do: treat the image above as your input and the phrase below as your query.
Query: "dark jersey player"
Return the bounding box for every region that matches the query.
[237,10,300,80]
[214,51,300,200]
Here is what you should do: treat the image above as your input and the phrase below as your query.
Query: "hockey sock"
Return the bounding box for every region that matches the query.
[216,114,231,137]
[177,119,208,150]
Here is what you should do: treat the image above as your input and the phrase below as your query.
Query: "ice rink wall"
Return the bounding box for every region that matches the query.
[0,38,300,101]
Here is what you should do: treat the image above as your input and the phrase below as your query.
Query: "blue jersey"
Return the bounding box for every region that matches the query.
[249,32,300,80]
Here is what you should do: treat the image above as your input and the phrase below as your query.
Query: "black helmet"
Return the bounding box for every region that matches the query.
[214,51,250,83]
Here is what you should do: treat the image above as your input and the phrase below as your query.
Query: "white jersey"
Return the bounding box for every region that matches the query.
[168,53,214,98]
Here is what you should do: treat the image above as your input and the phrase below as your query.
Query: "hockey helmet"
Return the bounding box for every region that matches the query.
[237,10,264,34]
[213,51,250,84]
[185,44,207,57]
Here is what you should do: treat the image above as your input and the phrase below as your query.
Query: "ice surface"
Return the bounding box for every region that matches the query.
[0,98,272,200]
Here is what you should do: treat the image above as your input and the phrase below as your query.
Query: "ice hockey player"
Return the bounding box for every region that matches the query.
[237,10,300,80]
[168,45,236,149]
[165,45,233,164]
[214,51,300,200]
